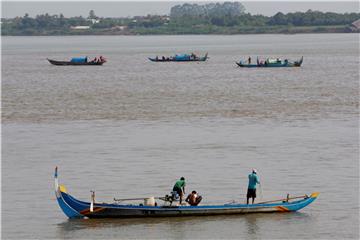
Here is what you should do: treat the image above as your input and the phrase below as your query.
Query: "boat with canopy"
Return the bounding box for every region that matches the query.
[47,56,106,66]
[148,53,208,62]
[236,56,303,68]
[54,167,319,219]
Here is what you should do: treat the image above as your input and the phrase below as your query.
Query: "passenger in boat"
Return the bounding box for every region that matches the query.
[173,177,186,204]
[162,56,165,60]
[191,53,197,60]
[99,56,105,63]
[186,190,202,206]
[247,169,260,204]
[85,56,88,63]
[155,56,159,61]
[248,56,251,64]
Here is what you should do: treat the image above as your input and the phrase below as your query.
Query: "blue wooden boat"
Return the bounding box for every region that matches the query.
[54,167,319,219]
[236,57,303,68]
[47,56,106,66]
[149,53,208,62]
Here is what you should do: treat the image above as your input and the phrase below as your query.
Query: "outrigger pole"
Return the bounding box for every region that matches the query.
[256,194,310,204]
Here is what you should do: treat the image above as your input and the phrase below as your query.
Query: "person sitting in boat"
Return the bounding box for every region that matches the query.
[155,56,159,61]
[162,56,165,60]
[173,177,186,204]
[248,56,251,64]
[99,56,106,63]
[85,56,88,63]
[247,169,260,204]
[190,53,197,60]
[186,190,202,206]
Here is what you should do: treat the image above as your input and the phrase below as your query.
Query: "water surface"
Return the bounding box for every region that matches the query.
[2,34,359,239]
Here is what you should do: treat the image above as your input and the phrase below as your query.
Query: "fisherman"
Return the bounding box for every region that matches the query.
[186,190,202,206]
[248,56,251,64]
[191,53,196,60]
[247,169,260,204]
[173,177,186,204]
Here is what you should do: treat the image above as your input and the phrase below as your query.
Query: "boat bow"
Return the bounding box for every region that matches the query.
[54,167,87,218]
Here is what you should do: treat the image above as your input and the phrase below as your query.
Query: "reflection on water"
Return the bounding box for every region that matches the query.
[56,212,312,239]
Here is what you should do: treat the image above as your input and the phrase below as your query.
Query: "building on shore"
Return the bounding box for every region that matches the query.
[70,26,91,30]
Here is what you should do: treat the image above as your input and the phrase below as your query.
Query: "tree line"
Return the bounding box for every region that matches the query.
[1,2,359,35]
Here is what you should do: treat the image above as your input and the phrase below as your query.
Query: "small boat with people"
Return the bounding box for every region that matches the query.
[236,56,303,68]
[54,167,319,219]
[47,56,106,66]
[148,53,208,62]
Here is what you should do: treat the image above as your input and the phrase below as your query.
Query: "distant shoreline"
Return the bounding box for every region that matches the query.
[2,25,356,36]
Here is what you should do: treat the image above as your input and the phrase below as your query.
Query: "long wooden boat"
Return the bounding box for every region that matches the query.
[47,58,105,66]
[54,167,319,219]
[236,56,303,68]
[149,53,208,62]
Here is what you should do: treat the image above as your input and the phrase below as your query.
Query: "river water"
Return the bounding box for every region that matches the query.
[2,34,359,239]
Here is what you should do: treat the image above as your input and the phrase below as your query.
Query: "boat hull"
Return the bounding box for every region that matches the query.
[56,190,319,219]
[149,58,207,62]
[47,59,104,66]
[148,53,208,62]
[236,57,303,68]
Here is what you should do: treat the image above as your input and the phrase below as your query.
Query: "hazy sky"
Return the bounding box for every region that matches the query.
[1,1,359,18]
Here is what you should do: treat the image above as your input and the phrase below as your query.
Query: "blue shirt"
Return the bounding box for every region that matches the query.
[248,173,260,189]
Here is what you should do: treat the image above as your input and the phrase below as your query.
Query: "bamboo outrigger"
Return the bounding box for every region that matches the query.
[54,167,319,219]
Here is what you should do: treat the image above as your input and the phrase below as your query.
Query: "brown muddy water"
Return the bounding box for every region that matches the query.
[2,34,359,239]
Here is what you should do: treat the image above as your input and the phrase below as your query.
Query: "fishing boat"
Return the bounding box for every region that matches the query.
[47,56,106,66]
[236,56,303,68]
[54,167,319,219]
[148,53,208,62]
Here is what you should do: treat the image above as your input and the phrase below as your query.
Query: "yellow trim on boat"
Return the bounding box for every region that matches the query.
[59,184,67,193]
[310,192,320,198]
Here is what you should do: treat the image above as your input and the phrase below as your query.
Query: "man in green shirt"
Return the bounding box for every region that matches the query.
[173,177,186,204]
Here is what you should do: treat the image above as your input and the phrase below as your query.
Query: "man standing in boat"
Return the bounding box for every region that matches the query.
[173,177,186,204]
[247,169,260,204]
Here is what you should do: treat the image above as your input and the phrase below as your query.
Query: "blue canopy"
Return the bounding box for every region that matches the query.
[70,57,87,63]
[174,54,190,61]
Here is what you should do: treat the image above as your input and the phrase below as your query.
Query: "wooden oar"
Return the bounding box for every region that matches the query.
[256,194,309,204]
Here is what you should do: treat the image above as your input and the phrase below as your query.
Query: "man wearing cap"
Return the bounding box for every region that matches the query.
[173,177,186,204]
[247,169,260,204]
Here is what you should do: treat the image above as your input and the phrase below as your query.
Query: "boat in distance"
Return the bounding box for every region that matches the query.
[54,167,319,219]
[47,56,106,66]
[149,53,208,62]
[236,56,303,68]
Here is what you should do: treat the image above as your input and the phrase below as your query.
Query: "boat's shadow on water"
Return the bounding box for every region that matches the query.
[57,212,312,232]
